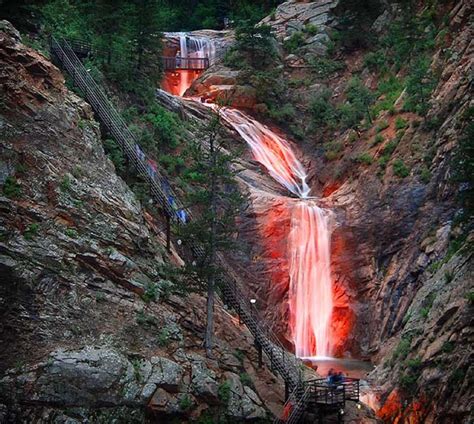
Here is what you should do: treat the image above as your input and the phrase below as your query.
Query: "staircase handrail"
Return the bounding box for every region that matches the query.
[50,35,303,390]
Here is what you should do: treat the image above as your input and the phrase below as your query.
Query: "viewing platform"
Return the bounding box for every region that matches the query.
[161,56,210,70]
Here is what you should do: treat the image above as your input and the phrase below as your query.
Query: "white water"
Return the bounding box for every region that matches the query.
[165,34,334,358]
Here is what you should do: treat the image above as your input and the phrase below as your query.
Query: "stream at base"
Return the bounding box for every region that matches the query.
[162,33,336,358]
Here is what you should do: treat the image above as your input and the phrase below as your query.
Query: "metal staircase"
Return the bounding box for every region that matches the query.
[49,37,360,423]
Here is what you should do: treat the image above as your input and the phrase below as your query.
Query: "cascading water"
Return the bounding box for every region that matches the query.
[162,33,215,96]
[162,34,334,358]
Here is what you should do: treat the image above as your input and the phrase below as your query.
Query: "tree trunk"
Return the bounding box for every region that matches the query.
[205,133,217,357]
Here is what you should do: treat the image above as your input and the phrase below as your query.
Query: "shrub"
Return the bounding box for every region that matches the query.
[324,141,343,161]
[449,369,465,384]
[136,310,158,327]
[309,90,336,127]
[145,104,180,149]
[399,373,418,392]
[308,57,344,78]
[3,176,21,198]
[157,328,170,347]
[268,103,296,124]
[303,23,319,35]
[103,139,125,173]
[355,152,373,165]
[218,380,231,403]
[363,50,386,72]
[420,166,431,184]
[376,120,389,133]
[444,271,454,284]
[372,134,384,145]
[395,117,408,130]
[233,349,245,365]
[441,341,455,353]
[60,175,72,192]
[240,373,254,388]
[372,75,404,118]
[64,228,78,238]
[465,291,474,304]
[284,31,305,53]
[178,394,192,411]
[392,336,412,361]
[24,223,40,240]
[393,159,409,177]
[142,282,159,303]
[404,55,437,116]
[383,139,399,156]
[131,358,143,382]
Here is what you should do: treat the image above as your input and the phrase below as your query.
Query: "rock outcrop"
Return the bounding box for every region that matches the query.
[0,21,285,422]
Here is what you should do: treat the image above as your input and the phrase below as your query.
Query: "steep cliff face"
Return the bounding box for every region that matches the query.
[180,0,473,421]
[0,21,284,422]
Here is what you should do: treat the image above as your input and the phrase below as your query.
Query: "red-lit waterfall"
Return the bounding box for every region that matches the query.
[163,34,334,359]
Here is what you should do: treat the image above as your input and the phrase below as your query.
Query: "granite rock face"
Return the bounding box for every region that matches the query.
[0,21,280,422]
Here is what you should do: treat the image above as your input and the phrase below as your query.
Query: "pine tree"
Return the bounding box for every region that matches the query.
[178,107,244,357]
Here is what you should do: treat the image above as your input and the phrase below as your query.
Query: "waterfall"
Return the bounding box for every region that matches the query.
[162,34,334,358]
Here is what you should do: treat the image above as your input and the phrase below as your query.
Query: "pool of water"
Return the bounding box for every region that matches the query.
[302,357,374,379]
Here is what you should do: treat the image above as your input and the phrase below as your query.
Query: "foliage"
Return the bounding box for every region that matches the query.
[309,89,335,128]
[136,309,158,327]
[144,104,180,149]
[392,336,412,362]
[338,77,375,128]
[465,291,474,304]
[24,223,40,240]
[178,394,192,411]
[308,57,345,78]
[157,328,170,346]
[283,31,304,53]
[354,152,373,165]
[226,22,276,70]
[239,373,254,388]
[218,380,231,403]
[393,159,409,178]
[103,139,126,173]
[404,56,437,115]
[64,228,78,238]
[60,175,72,192]
[131,358,143,382]
[372,75,404,118]
[372,134,384,146]
[2,176,21,198]
[376,120,389,133]
[419,166,431,184]
[395,117,408,130]
[324,141,343,161]
[142,282,160,303]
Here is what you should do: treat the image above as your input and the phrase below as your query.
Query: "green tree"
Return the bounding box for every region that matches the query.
[178,107,243,357]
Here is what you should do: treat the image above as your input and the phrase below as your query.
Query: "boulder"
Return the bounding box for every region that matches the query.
[224,372,266,420]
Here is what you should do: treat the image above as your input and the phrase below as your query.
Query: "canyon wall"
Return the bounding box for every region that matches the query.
[0,21,284,422]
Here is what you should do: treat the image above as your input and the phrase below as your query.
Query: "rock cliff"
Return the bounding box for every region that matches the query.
[0,21,284,423]
[179,0,473,422]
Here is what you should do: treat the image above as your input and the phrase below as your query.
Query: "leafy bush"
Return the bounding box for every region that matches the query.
[283,31,305,53]
[337,77,375,128]
[324,141,343,161]
[372,134,384,145]
[372,75,404,117]
[420,166,431,184]
[178,394,192,411]
[309,90,336,127]
[136,310,158,327]
[376,120,389,133]
[3,176,21,198]
[308,57,345,78]
[218,380,231,403]
[24,223,40,240]
[145,104,180,149]
[268,103,296,124]
[363,50,386,72]
[142,282,159,303]
[441,341,455,353]
[64,228,78,238]
[393,159,409,177]
[404,56,437,116]
[395,117,408,130]
[465,291,474,304]
[355,152,373,165]
[240,373,254,388]
[131,358,143,382]
[392,336,412,361]
[303,23,319,35]
[60,175,72,192]
[103,139,125,173]
[157,328,170,347]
